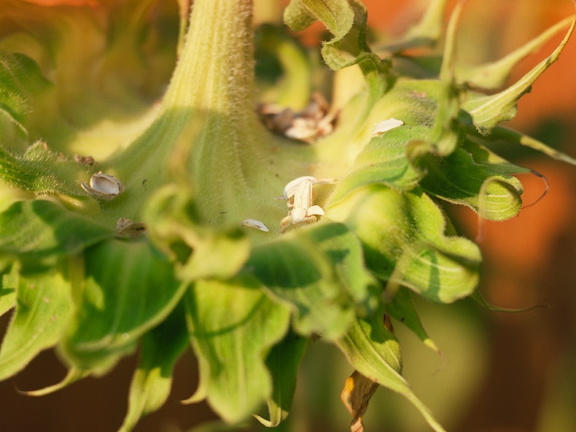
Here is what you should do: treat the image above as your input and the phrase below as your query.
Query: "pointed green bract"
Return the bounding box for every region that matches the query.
[327,125,429,201]
[464,15,576,134]
[184,278,291,424]
[0,269,73,380]
[119,305,189,432]
[390,0,448,50]
[20,368,88,396]
[285,0,387,97]
[384,288,439,353]
[457,16,574,90]
[414,0,463,159]
[0,141,98,201]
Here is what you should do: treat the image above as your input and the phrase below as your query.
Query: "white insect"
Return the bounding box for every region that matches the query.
[241,218,270,232]
[81,172,124,200]
[280,176,335,232]
[372,118,404,136]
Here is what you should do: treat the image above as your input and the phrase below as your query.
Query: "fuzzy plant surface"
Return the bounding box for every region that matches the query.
[0,0,575,431]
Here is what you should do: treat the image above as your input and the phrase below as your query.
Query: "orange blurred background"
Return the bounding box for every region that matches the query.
[1,1,576,431]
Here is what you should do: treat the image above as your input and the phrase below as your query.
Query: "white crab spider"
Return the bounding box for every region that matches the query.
[280,176,335,232]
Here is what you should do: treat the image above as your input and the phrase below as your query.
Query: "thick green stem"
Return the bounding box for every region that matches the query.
[164,0,255,117]
[162,0,271,224]
[108,0,279,224]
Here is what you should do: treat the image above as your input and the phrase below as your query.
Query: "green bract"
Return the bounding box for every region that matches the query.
[0,0,574,431]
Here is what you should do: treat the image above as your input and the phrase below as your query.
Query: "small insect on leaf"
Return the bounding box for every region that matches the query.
[372,118,404,136]
[241,218,270,232]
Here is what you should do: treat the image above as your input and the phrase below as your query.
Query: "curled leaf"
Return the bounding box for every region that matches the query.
[284,0,355,37]
[284,0,388,96]
[418,146,525,221]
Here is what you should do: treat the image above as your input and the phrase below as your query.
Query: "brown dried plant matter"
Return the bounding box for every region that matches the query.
[341,315,395,432]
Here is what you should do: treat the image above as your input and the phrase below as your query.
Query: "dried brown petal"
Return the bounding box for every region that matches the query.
[341,371,379,432]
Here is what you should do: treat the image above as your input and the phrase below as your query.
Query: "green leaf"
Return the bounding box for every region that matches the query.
[0,268,73,380]
[61,239,187,373]
[0,199,114,271]
[249,222,379,340]
[184,277,291,424]
[463,15,576,134]
[336,312,447,432]
[0,50,51,137]
[328,186,481,303]
[118,304,189,432]
[256,332,309,427]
